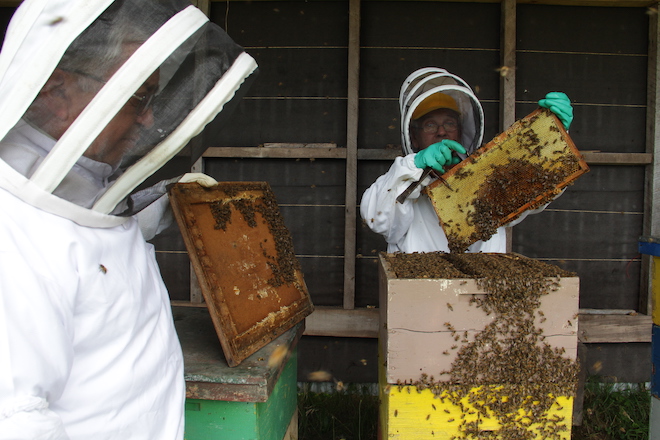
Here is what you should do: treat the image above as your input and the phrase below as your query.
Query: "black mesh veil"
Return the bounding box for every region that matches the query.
[0,0,257,224]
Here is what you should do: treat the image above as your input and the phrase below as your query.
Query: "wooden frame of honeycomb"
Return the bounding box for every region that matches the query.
[425,108,589,253]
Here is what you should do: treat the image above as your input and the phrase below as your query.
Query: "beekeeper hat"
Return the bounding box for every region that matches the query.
[411,92,460,120]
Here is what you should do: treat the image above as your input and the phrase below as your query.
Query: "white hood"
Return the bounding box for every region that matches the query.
[399,67,484,157]
[0,0,257,228]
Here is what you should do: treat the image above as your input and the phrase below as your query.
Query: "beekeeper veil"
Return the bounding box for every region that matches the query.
[0,0,257,228]
[399,68,484,158]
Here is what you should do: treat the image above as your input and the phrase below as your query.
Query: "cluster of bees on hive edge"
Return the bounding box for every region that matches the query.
[209,183,301,289]
[390,253,580,440]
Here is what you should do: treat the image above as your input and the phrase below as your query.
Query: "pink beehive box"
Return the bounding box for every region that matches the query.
[378,253,579,385]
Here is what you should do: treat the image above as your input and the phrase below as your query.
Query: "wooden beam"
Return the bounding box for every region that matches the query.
[578,313,652,343]
[172,302,653,343]
[500,0,516,131]
[204,148,653,164]
[581,152,653,165]
[298,306,653,343]
[500,0,516,253]
[303,306,379,338]
[342,0,361,310]
[203,146,347,159]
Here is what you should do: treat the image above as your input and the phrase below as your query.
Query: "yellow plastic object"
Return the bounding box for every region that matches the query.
[425,108,589,253]
[379,381,574,439]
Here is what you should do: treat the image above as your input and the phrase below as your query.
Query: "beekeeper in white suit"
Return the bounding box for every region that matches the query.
[360,67,573,254]
[0,1,257,439]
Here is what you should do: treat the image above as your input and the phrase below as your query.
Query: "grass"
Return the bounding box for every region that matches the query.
[573,381,650,440]
[297,380,650,440]
[298,383,379,440]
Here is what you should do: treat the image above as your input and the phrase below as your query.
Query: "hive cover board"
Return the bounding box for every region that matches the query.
[425,108,589,253]
[169,182,314,367]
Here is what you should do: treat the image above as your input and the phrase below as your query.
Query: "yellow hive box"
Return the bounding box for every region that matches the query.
[425,108,589,253]
[379,374,574,440]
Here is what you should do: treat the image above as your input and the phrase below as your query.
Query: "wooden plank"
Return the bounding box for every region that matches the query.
[303,305,379,338]
[263,142,337,148]
[578,313,652,343]
[203,146,347,159]
[375,150,650,165]
[581,152,653,165]
[358,149,402,160]
[178,303,653,343]
[343,0,360,310]
[203,147,652,164]
[501,0,517,254]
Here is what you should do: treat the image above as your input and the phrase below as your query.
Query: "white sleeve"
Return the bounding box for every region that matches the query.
[0,252,72,439]
[360,154,428,246]
[135,193,174,241]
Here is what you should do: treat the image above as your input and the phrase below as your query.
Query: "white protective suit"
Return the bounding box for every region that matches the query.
[0,1,257,439]
[361,68,542,253]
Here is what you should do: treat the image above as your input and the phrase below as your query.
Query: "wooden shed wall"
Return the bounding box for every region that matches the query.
[158,0,656,383]
[0,0,652,384]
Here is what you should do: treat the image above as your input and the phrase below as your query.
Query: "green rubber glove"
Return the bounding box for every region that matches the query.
[539,92,573,130]
[413,140,466,174]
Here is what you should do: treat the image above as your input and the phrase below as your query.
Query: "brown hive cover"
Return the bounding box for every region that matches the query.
[169,181,314,367]
[425,108,589,253]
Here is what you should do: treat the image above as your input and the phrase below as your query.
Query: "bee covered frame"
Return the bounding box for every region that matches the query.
[425,108,589,253]
[169,181,314,367]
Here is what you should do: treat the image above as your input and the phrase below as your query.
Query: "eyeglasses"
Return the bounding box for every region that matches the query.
[69,69,156,116]
[421,119,459,134]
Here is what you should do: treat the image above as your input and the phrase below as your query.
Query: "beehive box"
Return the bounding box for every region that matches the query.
[425,108,589,253]
[169,182,314,367]
[378,252,579,439]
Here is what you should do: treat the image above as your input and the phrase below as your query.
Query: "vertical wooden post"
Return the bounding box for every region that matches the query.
[500,0,516,253]
[643,3,660,315]
[644,4,660,438]
[500,0,516,131]
[343,0,361,310]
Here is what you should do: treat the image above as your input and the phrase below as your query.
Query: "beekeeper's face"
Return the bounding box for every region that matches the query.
[411,108,462,151]
[81,70,159,166]
[27,43,159,168]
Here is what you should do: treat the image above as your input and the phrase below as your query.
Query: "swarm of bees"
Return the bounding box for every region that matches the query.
[385,252,579,440]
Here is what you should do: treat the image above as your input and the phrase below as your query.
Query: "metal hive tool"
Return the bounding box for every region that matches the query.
[425,108,589,253]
